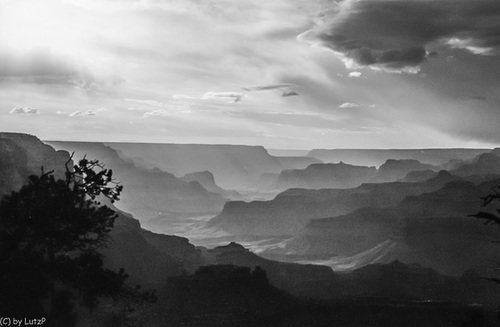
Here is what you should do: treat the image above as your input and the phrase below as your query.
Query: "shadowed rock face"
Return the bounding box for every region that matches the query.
[276,162,377,190]
[274,156,323,170]
[371,159,437,183]
[0,133,70,197]
[161,264,297,327]
[0,133,205,289]
[401,169,438,182]
[202,243,500,308]
[46,141,227,219]
[260,159,437,191]
[263,179,500,276]
[181,170,242,200]
[210,171,461,236]
[451,152,500,177]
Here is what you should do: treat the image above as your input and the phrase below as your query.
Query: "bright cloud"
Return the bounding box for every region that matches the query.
[202,92,245,103]
[9,106,40,115]
[143,110,169,118]
[339,102,359,108]
[70,110,96,117]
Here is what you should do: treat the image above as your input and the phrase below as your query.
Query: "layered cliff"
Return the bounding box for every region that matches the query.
[371,159,437,183]
[263,179,500,276]
[0,133,70,197]
[0,134,205,288]
[210,171,461,236]
[308,148,490,167]
[276,162,377,190]
[181,170,241,200]
[47,141,227,219]
[103,142,285,189]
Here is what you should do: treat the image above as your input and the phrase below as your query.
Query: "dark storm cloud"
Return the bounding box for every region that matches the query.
[303,0,500,72]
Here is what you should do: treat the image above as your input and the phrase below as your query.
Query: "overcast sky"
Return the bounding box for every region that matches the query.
[1,0,500,149]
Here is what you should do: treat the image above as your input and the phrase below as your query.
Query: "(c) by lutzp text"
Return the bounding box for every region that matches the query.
[0,318,46,326]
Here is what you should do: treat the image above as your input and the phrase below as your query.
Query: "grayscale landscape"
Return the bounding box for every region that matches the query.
[2,0,500,326]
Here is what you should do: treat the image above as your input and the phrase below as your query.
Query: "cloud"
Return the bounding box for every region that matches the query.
[243,84,296,92]
[143,109,169,118]
[281,90,299,97]
[347,71,361,78]
[0,48,78,78]
[172,94,198,100]
[0,46,124,95]
[125,98,164,107]
[69,110,96,117]
[243,83,299,97]
[339,102,359,108]
[9,106,40,115]
[202,92,244,103]
[302,0,500,73]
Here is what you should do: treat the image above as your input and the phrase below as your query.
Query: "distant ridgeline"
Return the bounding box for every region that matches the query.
[308,148,490,167]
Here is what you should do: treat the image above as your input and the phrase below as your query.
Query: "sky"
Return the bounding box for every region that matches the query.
[1,0,500,149]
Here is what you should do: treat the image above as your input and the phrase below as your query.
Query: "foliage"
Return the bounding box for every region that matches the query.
[0,156,126,320]
[470,186,500,226]
[469,186,500,284]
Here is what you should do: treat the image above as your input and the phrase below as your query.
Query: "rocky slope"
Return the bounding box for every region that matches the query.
[47,141,227,219]
[0,134,203,290]
[103,142,285,189]
[371,159,437,183]
[276,162,377,190]
[180,170,241,200]
[263,179,500,276]
[451,152,500,178]
[210,171,461,236]
[274,156,323,169]
[0,133,70,197]
[400,169,438,182]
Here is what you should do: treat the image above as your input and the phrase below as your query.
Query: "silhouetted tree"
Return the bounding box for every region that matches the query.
[470,185,500,284]
[0,156,126,323]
